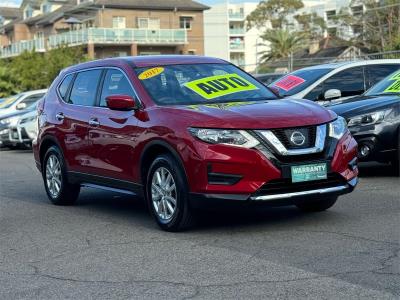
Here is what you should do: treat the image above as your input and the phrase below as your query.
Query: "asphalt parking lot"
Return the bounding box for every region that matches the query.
[0,149,399,299]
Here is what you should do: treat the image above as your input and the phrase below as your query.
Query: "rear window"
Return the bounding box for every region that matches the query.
[269,68,332,96]
[134,63,277,105]
[68,70,102,106]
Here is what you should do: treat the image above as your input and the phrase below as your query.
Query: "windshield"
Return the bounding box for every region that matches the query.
[0,94,23,109]
[365,69,400,96]
[269,68,332,97]
[134,63,277,105]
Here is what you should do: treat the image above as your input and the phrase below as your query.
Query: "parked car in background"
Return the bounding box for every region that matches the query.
[0,98,41,149]
[254,73,285,86]
[328,70,400,174]
[33,56,358,231]
[0,89,47,118]
[269,60,400,103]
[8,109,39,149]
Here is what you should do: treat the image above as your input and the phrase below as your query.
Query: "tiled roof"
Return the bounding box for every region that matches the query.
[0,7,22,19]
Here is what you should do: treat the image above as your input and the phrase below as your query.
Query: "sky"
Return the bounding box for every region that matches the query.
[1,0,262,7]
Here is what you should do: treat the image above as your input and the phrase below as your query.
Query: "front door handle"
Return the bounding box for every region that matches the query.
[55,112,64,121]
[89,118,100,127]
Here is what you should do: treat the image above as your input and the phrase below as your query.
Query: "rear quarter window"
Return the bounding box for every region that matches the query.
[58,74,74,100]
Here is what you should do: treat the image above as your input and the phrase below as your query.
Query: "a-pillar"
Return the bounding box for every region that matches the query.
[87,43,95,59]
[130,43,138,56]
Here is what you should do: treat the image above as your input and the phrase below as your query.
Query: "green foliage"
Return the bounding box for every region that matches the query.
[334,0,400,52]
[246,0,304,29]
[294,12,326,40]
[258,29,306,63]
[0,45,88,97]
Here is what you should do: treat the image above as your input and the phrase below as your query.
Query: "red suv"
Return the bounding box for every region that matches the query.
[33,56,359,231]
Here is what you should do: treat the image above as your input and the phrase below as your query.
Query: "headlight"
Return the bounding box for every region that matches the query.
[0,116,19,126]
[329,116,347,140]
[347,110,389,127]
[188,128,259,148]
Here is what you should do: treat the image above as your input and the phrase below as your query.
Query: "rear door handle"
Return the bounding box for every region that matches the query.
[89,118,100,127]
[55,112,64,121]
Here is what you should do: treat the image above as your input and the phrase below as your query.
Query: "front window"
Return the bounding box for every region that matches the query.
[365,70,400,96]
[269,67,333,97]
[135,63,277,106]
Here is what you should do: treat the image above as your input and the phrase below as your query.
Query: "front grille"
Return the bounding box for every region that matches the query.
[20,128,29,139]
[253,173,346,197]
[271,126,316,149]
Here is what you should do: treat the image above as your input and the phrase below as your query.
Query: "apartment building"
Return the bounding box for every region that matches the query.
[298,0,363,40]
[204,2,268,72]
[0,0,208,59]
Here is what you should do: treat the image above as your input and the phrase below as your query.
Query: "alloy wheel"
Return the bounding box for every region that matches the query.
[151,167,177,221]
[45,154,62,198]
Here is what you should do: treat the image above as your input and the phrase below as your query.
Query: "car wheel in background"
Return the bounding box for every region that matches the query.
[294,196,338,212]
[146,154,194,231]
[43,146,80,205]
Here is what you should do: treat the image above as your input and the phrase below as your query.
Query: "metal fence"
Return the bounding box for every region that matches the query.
[247,50,400,73]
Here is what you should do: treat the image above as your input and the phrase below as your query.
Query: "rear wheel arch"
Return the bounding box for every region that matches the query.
[140,140,188,186]
[39,136,62,169]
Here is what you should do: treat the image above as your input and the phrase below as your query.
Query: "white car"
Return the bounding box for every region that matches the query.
[8,110,38,148]
[269,60,400,103]
[0,89,47,118]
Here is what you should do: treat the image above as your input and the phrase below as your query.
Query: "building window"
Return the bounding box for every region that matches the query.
[180,16,193,30]
[325,10,336,21]
[41,1,52,13]
[138,18,160,29]
[351,5,363,17]
[188,50,196,55]
[34,31,44,39]
[24,5,34,19]
[112,16,126,29]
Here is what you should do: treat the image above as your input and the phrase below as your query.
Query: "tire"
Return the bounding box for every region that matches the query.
[295,196,338,212]
[42,146,80,205]
[145,154,194,231]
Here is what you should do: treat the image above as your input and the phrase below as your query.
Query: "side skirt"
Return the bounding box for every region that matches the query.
[68,171,144,197]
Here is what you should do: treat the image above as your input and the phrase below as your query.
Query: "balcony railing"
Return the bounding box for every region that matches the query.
[0,38,45,58]
[230,43,245,50]
[229,12,245,19]
[1,28,187,58]
[48,28,187,48]
[229,28,245,35]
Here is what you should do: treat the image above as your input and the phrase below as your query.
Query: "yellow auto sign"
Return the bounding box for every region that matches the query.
[184,73,258,99]
[384,71,400,93]
[138,67,164,80]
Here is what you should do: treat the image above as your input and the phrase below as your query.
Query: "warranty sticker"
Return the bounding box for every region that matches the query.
[138,67,164,80]
[274,75,305,91]
[184,73,258,99]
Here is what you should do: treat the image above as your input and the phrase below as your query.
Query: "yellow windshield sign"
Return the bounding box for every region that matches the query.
[384,71,400,93]
[184,73,258,99]
[138,67,164,80]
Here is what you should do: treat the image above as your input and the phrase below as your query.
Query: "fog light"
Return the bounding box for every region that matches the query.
[359,144,370,157]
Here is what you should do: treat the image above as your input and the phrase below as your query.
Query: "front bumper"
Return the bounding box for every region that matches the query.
[190,177,357,208]
[349,122,398,163]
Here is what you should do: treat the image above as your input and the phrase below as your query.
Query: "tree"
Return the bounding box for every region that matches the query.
[334,0,400,52]
[44,45,88,84]
[0,45,88,97]
[0,63,19,98]
[246,0,304,29]
[258,29,306,67]
[294,12,326,41]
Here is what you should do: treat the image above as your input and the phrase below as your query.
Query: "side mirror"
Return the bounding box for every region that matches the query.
[324,89,341,100]
[106,95,137,111]
[16,103,27,110]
